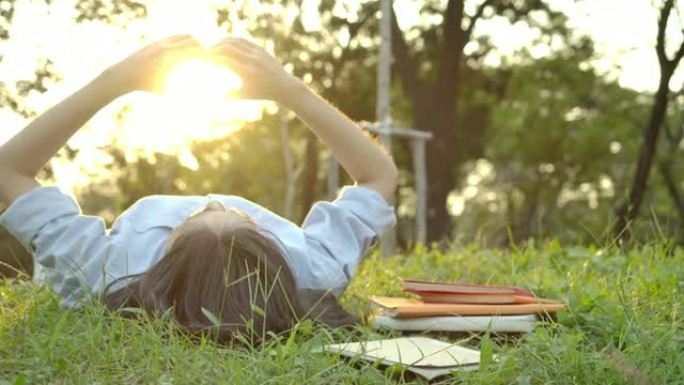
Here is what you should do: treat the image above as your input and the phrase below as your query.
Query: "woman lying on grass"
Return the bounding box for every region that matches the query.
[0,35,398,342]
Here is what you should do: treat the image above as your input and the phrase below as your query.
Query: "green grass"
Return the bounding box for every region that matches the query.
[1,241,682,384]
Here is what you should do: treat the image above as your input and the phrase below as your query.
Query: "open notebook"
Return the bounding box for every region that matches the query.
[319,336,480,381]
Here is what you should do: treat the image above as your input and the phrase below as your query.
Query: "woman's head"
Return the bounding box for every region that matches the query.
[104,201,357,342]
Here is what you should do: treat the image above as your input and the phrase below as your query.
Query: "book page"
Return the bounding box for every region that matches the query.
[325,336,480,368]
[372,314,537,333]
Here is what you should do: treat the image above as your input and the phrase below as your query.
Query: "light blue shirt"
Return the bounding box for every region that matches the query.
[0,185,396,307]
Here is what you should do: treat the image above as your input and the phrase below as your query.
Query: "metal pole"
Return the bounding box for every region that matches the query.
[378,0,395,257]
[412,138,427,244]
[327,156,339,201]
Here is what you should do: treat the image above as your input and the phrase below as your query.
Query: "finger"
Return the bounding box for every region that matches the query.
[210,39,245,52]
[212,37,255,47]
[161,34,194,46]
[230,39,258,54]
[167,36,203,50]
[232,37,262,51]
[211,42,258,63]
[212,38,260,55]
[166,38,207,60]
[217,55,255,76]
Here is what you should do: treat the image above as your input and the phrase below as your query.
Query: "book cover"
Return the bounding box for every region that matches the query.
[403,279,533,297]
[415,292,516,304]
[370,296,566,318]
[414,292,552,305]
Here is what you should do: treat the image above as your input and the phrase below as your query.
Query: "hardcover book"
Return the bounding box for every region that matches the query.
[403,279,533,296]
[370,296,566,318]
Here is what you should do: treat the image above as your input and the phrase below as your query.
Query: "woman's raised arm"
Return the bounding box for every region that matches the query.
[211,38,399,201]
[0,35,203,205]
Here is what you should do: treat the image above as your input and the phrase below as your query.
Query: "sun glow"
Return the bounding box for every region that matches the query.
[4,0,673,195]
[116,56,262,162]
[157,57,247,135]
[162,58,243,100]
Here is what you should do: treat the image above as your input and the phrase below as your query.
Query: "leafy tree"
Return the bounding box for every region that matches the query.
[463,48,648,244]
[387,0,578,242]
[614,0,684,238]
[214,0,580,242]
[657,102,684,228]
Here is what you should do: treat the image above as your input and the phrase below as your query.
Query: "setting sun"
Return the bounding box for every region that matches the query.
[117,55,264,169]
[162,58,243,100]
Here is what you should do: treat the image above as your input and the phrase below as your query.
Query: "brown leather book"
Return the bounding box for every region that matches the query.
[370,296,566,318]
[403,279,533,297]
[416,292,536,304]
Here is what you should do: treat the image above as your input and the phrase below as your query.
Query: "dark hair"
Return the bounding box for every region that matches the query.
[103,221,357,343]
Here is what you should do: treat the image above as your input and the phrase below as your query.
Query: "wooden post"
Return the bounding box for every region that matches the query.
[378,0,396,257]
[327,156,339,201]
[280,111,304,218]
[412,138,427,244]
[359,123,433,247]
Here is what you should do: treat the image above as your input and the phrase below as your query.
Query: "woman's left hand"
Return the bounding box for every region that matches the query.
[210,38,300,101]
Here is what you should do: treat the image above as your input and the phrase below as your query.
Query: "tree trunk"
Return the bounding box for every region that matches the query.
[280,112,304,219]
[424,129,455,242]
[614,0,684,239]
[614,72,672,238]
[421,92,458,242]
[512,185,541,242]
[658,160,684,224]
[300,131,319,220]
[390,0,490,242]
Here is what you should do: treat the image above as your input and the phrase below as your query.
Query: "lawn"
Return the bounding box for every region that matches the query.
[0,241,682,384]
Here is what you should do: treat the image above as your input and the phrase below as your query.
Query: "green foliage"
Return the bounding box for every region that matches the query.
[451,46,679,244]
[1,242,681,384]
[74,0,147,24]
[1,0,684,265]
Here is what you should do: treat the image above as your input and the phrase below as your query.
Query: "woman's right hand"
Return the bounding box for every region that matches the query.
[104,35,205,94]
[209,37,302,102]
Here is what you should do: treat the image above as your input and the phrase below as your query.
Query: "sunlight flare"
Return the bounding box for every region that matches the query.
[162,58,243,100]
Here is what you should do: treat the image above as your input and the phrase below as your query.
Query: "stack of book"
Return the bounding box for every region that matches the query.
[370,279,565,333]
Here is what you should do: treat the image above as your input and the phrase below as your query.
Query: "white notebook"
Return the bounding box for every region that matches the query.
[321,336,480,380]
[372,314,537,333]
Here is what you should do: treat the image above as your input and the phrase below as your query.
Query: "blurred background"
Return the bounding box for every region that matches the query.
[1,0,684,276]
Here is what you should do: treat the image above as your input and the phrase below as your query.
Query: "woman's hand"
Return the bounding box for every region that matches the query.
[105,35,205,94]
[209,38,301,101]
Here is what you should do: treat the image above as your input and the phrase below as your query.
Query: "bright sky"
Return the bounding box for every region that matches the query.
[0,0,681,193]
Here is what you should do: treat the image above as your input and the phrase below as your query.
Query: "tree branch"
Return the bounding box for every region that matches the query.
[443,0,464,46]
[326,12,374,89]
[390,4,425,105]
[436,0,466,91]
[673,39,684,66]
[658,160,684,223]
[463,0,495,43]
[656,0,674,66]
[337,11,374,64]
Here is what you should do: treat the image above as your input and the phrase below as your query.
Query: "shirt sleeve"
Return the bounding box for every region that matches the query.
[301,185,396,293]
[0,186,112,304]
